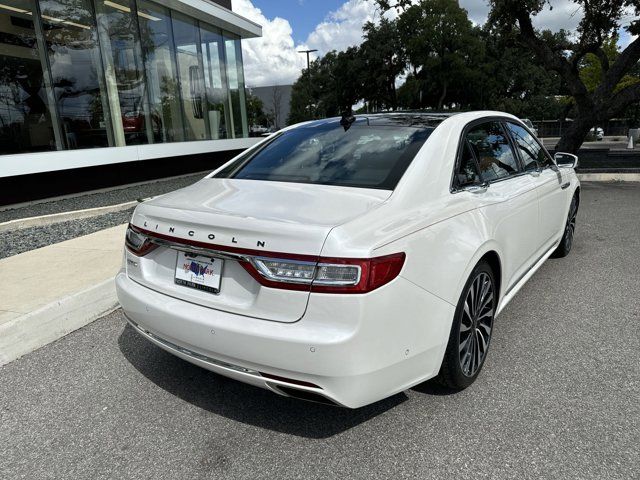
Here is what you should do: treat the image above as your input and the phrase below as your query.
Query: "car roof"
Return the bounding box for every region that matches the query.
[299,112,459,129]
[295,111,524,130]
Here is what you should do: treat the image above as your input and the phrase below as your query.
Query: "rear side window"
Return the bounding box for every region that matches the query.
[214,121,432,190]
[466,122,520,182]
[455,140,482,187]
[506,122,554,170]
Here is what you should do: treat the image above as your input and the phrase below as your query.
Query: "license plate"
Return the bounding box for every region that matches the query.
[174,251,223,294]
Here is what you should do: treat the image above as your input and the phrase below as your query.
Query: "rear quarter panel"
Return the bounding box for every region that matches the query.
[373,209,503,308]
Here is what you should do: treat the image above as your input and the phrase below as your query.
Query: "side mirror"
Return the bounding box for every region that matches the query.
[554,152,579,169]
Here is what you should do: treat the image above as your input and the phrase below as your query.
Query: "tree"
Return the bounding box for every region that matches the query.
[269,84,284,129]
[488,0,640,152]
[359,18,406,110]
[331,46,365,112]
[288,48,364,124]
[245,91,268,128]
[477,27,564,118]
[394,0,481,110]
[288,56,332,124]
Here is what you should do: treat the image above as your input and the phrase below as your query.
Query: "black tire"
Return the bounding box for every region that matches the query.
[551,194,578,258]
[437,260,496,390]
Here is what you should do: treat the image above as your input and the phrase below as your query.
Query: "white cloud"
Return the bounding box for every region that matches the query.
[233,0,307,87]
[236,0,389,87]
[531,0,583,32]
[306,0,388,55]
[459,0,489,26]
[459,0,584,30]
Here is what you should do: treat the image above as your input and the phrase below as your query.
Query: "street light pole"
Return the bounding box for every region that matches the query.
[298,49,318,71]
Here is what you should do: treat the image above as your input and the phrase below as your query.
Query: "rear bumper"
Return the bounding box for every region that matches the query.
[116,271,455,408]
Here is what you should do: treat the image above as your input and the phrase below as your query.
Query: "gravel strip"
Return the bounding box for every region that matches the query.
[0,207,135,259]
[0,172,207,223]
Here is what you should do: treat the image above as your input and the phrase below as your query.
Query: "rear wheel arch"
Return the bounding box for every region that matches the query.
[455,243,503,305]
[480,251,502,303]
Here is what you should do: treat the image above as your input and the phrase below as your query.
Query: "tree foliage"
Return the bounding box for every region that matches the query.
[488,0,640,152]
[360,18,406,110]
[396,0,481,109]
[289,50,357,124]
[289,0,640,152]
[245,91,269,127]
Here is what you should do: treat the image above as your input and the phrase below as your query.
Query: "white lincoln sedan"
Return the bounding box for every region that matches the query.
[116,111,580,408]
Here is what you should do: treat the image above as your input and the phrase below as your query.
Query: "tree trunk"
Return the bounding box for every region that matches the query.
[555,114,596,154]
[390,80,397,111]
[437,81,447,110]
[511,14,640,154]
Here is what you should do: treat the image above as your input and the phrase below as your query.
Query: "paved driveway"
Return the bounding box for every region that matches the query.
[1,182,638,479]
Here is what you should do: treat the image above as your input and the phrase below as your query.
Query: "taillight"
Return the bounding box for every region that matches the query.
[253,258,316,283]
[312,253,405,293]
[125,224,158,256]
[241,252,405,294]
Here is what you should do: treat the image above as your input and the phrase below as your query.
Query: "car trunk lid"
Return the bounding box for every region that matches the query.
[126,178,390,322]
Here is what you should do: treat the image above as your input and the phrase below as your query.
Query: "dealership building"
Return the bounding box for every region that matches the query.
[0,0,261,204]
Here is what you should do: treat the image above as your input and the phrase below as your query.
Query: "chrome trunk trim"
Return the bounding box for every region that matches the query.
[146,235,252,262]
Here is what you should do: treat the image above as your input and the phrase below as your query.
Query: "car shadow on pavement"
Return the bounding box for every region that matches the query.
[410,379,458,396]
[117,324,406,439]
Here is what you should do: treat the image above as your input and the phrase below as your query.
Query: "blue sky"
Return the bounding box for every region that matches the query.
[250,0,345,44]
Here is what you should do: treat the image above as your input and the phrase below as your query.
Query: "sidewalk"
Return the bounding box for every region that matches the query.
[0,224,126,365]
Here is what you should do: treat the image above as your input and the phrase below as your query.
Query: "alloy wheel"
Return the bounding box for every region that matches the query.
[458,272,494,377]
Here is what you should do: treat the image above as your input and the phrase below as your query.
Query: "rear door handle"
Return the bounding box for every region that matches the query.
[561,182,570,190]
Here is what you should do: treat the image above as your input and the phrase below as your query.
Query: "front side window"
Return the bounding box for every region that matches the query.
[506,122,554,170]
[466,122,520,182]
[215,120,433,189]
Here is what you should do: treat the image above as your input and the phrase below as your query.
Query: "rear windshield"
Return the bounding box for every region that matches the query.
[214,119,433,190]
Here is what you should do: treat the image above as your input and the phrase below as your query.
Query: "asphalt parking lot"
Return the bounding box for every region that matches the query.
[1,182,638,479]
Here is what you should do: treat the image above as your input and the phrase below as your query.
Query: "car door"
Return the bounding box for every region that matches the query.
[457,120,541,292]
[504,121,568,249]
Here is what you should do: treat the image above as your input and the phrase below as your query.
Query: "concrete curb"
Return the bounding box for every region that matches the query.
[577,173,640,182]
[0,278,118,366]
[0,201,137,233]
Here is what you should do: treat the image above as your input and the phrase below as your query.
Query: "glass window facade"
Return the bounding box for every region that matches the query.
[200,22,230,140]
[0,0,58,153]
[0,0,249,156]
[136,0,184,143]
